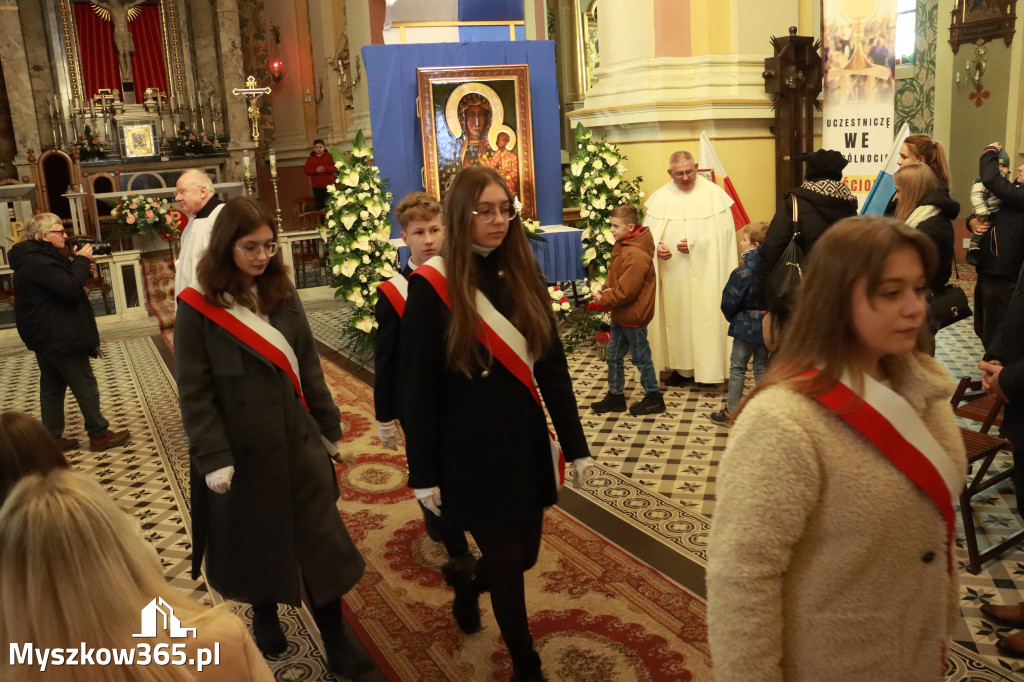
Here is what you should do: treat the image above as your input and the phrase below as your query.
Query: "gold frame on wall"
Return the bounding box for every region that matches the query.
[950,0,1017,53]
[417,65,536,218]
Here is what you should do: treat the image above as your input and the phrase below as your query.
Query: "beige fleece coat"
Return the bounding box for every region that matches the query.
[707,353,966,681]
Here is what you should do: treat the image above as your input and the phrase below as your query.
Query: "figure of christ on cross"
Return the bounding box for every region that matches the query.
[232,76,272,142]
[91,0,146,82]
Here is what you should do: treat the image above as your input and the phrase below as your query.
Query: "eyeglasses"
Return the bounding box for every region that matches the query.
[47,228,67,236]
[472,204,518,224]
[234,242,279,259]
[671,169,697,179]
[175,185,202,197]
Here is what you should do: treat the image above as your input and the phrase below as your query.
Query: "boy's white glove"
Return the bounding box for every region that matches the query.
[378,420,399,450]
[415,486,442,516]
[205,465,234,494]
[572,457,595,488]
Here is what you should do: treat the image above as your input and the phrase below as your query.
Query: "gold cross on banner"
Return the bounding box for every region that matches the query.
[231,75,272,141]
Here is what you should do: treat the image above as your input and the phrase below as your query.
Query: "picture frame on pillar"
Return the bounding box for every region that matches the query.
[416,64,536,218]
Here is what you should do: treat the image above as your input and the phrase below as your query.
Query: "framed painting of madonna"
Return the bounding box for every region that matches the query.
[417,65,537,219]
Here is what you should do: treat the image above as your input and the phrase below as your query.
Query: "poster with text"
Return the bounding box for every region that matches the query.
[822,0,897,203]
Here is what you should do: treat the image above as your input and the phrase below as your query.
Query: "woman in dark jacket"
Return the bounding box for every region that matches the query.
[759,149,859,320]
[400,166,592,682]
[174,197,370,678]
[10,213,130,453]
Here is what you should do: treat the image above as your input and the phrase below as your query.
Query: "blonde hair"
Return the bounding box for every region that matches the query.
[24,213,62,241]
[610,204,639,226]
[893,163,940,223]
[0,470,221,682]
[739,216,936,413]
[742,221,769,245]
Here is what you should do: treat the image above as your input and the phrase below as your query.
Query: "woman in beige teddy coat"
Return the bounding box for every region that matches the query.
[708,216,966,681]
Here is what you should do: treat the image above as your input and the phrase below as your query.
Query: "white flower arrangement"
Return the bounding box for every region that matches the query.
[563,123,644,292]
[548,285,573,321]
[323,130,397,342]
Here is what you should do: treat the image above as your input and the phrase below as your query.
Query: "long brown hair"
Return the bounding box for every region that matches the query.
[196,197,292,314]
[904,134,950,189]
[442,165,555,377]
[739,216,937,413]
[0,411,69,505]
[893,163,940,222]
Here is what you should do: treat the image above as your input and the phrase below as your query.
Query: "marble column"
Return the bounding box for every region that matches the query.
[213,0,252,149]
[0,0,42,179]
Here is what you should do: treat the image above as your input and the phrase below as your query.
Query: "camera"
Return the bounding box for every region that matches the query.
[67,237,113,257]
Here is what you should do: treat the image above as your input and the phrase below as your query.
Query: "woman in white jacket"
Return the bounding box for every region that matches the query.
[708,216,966,681]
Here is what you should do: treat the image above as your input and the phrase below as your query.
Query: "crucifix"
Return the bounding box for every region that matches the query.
[232,75,272,142]
[90,0,146,83]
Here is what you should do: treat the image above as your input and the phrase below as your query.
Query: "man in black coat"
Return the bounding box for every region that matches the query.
[968,144,1024,348]
[10,214,130,452]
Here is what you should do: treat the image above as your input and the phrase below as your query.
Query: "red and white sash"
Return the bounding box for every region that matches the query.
[377,274,409,317]
[414,257,566,488]
[812,370,961,571]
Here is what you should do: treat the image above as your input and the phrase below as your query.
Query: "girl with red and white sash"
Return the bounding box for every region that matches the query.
[707,216,966,681]
[400,166,593,682]
[174,198,371,679]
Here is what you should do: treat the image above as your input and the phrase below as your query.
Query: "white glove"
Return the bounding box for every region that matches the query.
[378,420,399,450]
[205,465,234,494]
[572,457,595,488]
[414,486,442,516]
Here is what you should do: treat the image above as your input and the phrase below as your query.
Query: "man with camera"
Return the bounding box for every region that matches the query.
[174,169,224,297]
[9,213,131,452]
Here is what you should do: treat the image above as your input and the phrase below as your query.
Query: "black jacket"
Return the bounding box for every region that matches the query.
[759,185,859,311]
[10,240,100,354]
[911,189,959,293]
[399,252,589,529]
[976,147,1024,281]
[986,261,1024,447]
[373,263,413,422]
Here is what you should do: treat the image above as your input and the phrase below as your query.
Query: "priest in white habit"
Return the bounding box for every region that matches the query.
[173,169,225,299]
[645,150,736,385]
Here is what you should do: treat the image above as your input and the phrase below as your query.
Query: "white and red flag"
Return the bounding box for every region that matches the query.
[699,131,750,230]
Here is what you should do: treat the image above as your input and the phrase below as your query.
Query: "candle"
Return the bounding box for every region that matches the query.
[269,150,277,177]
[243,150,252,178]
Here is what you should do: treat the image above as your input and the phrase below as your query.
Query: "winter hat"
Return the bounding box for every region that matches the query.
[998,148,1011,167]
[795,149,848,181]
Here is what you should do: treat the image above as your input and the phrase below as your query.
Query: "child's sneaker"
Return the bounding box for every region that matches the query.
[629,391,666,416]
[592,392,627,414]
[709,409,734,427]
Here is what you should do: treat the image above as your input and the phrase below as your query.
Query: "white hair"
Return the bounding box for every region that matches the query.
[23,213,62,241]
[178,169,214,192]
[668,150,694,168]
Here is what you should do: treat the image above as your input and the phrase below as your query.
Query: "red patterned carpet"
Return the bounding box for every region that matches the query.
[320,360,712,682]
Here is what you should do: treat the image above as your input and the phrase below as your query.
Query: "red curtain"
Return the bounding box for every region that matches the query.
[72,3,167,99]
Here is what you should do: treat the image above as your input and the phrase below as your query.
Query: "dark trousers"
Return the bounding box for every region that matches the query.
[420,502,470,558]
[975,275,1016,349]
[469,513,544,670]
[36,350,109,437]
[313,187,329,212]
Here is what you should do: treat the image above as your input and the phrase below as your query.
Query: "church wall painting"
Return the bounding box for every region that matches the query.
[417,65,536,219]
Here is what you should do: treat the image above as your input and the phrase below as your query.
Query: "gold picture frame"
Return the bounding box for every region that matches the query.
[950,0,1017,53]
[116,118,159,159]
[417,65,536,218]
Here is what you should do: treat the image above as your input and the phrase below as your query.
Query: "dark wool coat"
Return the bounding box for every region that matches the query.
[721,247,765,345]
[976,147,1024,281]
[910,189,958,293]
[10,240,100,354]
[373,263,413,422]
[759,186,859,312]
[174,290,364,606]
[399,252,590,529]
[987,261,1024,447]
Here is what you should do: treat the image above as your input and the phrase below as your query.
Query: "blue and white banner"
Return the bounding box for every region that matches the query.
[860,123,911,215]
[383,0,525,44]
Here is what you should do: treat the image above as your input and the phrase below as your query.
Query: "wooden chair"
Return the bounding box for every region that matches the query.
[953,385,1018,574]
[951,376,1003,433]
[296,210,326,231]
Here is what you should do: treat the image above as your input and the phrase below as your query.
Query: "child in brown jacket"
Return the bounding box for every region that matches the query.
[590,205,665,416]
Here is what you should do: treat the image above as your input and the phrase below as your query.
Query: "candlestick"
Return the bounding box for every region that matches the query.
[271,174,282,226]
[269,150,277,177]
[243,150,252,178]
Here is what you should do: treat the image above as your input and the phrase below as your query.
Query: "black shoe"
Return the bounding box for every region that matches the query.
[709,410,734,427]
[442,553,481,634]
[966,248,980,266]
[663,371,692,387]
[591,392,626,414]
[422,502,443,542]
[322,627,375,679]
[251,609,288,657]
[629,391,666,416]
[509,649,547,682]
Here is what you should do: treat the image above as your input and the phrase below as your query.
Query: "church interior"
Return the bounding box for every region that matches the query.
[2,0,1024,680]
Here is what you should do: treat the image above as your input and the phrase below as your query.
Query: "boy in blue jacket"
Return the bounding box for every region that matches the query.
[710,221,769,427]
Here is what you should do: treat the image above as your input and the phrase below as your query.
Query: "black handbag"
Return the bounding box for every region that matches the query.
[927,283,971,330]
[765,194,806,315]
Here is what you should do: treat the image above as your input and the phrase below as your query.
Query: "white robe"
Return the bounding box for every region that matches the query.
[644,176,736,383]
[174,202,225,300]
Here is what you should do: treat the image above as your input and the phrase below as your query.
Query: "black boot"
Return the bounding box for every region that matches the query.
[251,604,287,657]
[591,392,626,414]
[629,391,666,416]
[509,648,547,682]
[442,552,481,634]
[312,599,375,679]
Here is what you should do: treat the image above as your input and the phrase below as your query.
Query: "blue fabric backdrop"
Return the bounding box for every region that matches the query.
[362,42,562,236]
